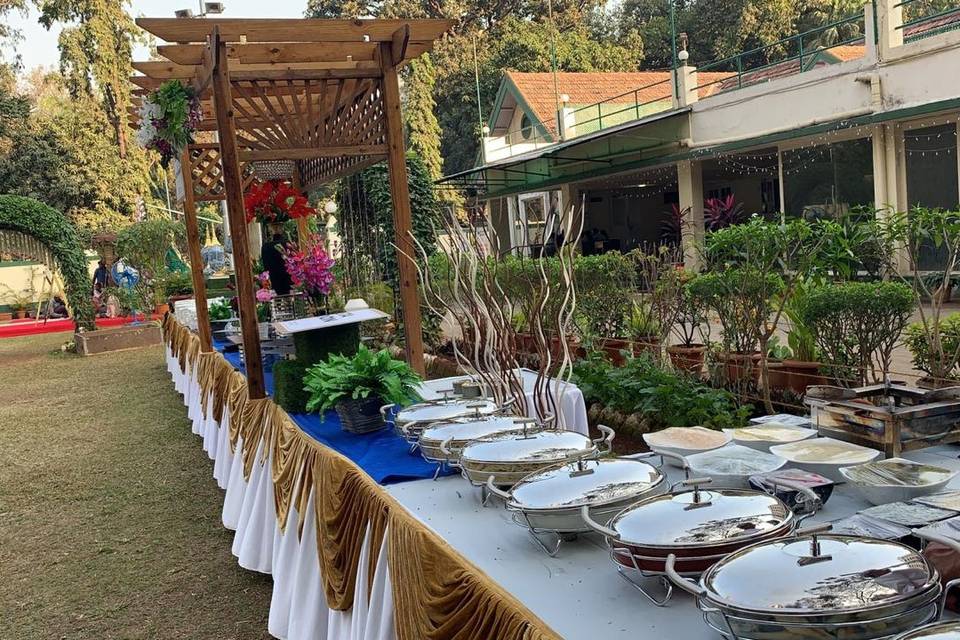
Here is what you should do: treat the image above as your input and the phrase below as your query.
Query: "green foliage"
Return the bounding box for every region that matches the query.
[904,313,960,380]
[702,217,815,273]
[115,218,185,306]
[273,359,312,414]
[783,279,820,362]
[208,299,231,321]
[0,194,94,329]
[303,346,423,417]
[573,251,636,339]
[572,352,750,430]
[688,268,784,353]
[802,281,915,386]
[338,153,439,289]
[161,270,193,298]
[150,80,197,158]
[0,80,155,237]
[292,324,360,367]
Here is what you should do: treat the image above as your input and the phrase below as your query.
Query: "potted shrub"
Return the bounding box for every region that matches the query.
[163,271,194,310]
[666,279,707,375]
[776,281,827,395]
[303,346,422,434]
[881,207,960,388]
[116,218,186,316]
[904,313,960,388]
[802,281,915,387]
[627,300,660,360]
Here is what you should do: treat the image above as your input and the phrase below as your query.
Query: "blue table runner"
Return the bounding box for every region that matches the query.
[214,340,451,485]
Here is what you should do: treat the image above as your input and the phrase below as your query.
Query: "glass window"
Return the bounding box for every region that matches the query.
[783,137,874,219]
[905,123,959,269]
[520,113,533,140]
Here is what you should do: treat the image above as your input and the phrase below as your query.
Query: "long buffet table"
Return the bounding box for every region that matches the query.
[163,315,960,640]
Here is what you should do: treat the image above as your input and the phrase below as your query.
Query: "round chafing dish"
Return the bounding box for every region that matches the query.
[666,525,960,640]
[391,398,501,443]
[418,416,541,464]
[458,425,615,490]
[582,477,820,606]
[895,622,960,639]
[485,455,667,555]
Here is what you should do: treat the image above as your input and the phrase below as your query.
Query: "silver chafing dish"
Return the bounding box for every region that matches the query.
[484,454,667,555]
[895,622,960,639]
[457,425,615,492]
[390,398,503,444]
[665,525,960,640]
[582,476,820,606]
[417,416,543,479]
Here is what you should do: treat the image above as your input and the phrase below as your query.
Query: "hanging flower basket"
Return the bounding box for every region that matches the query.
[244,180,316,224]
[136,80,202,167]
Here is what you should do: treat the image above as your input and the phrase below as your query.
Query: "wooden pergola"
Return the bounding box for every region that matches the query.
[129,18,453,398]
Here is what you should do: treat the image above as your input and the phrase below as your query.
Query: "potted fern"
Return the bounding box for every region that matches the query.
[303,346,423,433]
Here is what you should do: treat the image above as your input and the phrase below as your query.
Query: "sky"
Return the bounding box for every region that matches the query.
[7,0,311,73]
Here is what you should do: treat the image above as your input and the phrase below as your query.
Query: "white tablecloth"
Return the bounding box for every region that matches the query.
[417,369,589,435]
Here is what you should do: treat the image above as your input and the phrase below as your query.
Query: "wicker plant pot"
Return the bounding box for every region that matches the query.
[336,395,387,434]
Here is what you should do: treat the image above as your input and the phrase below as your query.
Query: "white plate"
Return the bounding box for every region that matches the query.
[727,423,818,452]
[839,458,958,506]
[770,437,880,482]
[685,444,786,489]
[642,427,731,467]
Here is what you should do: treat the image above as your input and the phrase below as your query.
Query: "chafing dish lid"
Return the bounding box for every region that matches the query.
[460,430,595,464]
[703,535,936,614]
[396,399,497,424]
[609,488,791,547]
[895,622,960,639]
[508,458,664,510]
[419,416,529,444]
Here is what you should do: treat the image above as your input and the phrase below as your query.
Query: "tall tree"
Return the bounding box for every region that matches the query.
[0,1,28,68]
[404,53,443,181]
[36,0,139,158]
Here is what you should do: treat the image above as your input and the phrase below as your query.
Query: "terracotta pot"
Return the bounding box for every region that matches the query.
[667,343,706,375]
[602,338,633,365]
[631,336,661,358]
[917,376,960,390]
[154,302,169,316]
[0,312,11,322]
[718,351,761,384]
[14,310,27,319]
[779,360,826,395]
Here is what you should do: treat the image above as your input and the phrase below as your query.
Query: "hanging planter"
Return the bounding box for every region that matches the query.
[136,80,202,167]
[244,180,316,225]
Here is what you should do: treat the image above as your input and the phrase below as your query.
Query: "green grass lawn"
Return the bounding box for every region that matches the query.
[0,334,272,639]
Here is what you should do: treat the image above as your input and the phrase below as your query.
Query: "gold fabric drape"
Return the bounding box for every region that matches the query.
[162,317,560,640]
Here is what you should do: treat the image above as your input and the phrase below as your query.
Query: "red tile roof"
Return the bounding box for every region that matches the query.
[505,70,733,130]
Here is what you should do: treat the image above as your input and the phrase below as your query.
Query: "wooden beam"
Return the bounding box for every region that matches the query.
[239,145,386,161]
[178,147,213,352]
[159,42,406,65]
[136,18,453,47]
[379,42,425,376]
[211,30,267,400]
[134,60,379,79]
[391,25,410,66]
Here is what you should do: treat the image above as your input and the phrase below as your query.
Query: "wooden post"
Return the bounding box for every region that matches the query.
[179,147,213,352]
[291,170,311,249]
[380,42,425,376]
[211,34,267,399]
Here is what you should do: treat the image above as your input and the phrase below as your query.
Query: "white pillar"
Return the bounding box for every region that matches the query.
[677,159,705,271]
[874,123,909,273]
[877,0,904,61]
[672,65,700,109]
[864,1,879,61]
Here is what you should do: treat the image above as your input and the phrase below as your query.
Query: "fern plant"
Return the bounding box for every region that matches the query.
[303,346,422,417]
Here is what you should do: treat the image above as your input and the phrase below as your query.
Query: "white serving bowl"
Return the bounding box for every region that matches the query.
[770,437,880,483]
[642,426,731,467]
[839,457,958,506]
[726,422,818,453]
[684,444,787,489]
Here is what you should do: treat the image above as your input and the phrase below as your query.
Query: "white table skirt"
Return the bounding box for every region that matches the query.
[417,369,589,435]
[167,346,396,640]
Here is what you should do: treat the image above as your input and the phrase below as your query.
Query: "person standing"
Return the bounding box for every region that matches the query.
[93,259,110,289]
[261,232,292,295]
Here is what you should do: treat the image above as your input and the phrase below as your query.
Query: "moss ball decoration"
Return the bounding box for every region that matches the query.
[291,323,360,367]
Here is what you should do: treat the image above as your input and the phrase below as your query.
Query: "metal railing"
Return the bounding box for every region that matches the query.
[568,77,674,136]
[895,0,960,41]
[693,12,866,96]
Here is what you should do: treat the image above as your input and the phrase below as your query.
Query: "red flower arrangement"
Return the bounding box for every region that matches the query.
[244,180,316,224]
